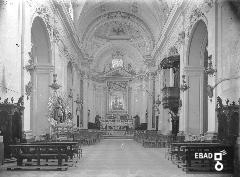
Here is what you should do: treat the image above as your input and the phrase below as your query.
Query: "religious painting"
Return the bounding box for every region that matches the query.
[107,80,128,113]
[110,92,124,111]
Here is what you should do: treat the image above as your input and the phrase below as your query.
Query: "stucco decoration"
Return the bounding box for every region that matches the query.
[187,8,205,38]
[82,11,154,58]
[35,5,53,34]
[25,81,33,100]
[24,52,36,74]
[84,21,153,58]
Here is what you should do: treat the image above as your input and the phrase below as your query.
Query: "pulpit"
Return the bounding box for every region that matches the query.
[0,102,24,158]
[160,52,180,136]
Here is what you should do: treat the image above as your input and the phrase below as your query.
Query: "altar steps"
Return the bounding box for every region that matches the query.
[103,135,133,139]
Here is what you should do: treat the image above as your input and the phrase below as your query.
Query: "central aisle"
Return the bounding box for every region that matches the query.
[0,139,231,177]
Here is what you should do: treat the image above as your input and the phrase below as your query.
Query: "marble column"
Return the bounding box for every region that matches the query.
[206,1,218,139]
[147,74,153,130]
[82,76,88,129]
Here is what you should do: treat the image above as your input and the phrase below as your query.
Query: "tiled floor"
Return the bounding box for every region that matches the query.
[0,139,232,177]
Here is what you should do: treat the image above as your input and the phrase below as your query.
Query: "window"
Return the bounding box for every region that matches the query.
[112,58,123,68]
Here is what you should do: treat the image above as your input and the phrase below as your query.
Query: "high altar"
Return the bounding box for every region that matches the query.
[99,61,134,130]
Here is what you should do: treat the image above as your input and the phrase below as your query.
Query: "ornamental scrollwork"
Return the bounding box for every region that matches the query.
[24,52,35,73]
[176,31,185,45]
[25,81,33,100]
[187,8,205,38]
[107,81,128,91]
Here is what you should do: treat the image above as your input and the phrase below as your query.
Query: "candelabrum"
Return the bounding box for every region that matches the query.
[180,75,190,91]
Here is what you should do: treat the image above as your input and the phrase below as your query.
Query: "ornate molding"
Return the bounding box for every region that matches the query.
[35,5,53,33]
[187,7,206,38]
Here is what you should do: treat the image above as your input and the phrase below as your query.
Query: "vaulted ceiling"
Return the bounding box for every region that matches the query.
[72,0,172,75]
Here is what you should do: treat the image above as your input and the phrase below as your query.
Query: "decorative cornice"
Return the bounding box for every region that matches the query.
[51,1,84,61]
[152,0,186,59]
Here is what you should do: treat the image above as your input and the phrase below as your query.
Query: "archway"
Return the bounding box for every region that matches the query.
[187,20,208,135]
[31,16,52,136]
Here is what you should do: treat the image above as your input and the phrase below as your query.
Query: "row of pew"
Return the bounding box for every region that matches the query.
[8,130,102,170]
[134,131,232,173]
[133,131,184,148]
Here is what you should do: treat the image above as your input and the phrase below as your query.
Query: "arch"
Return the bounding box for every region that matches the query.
[31,16,51,65]
[186,20,208,135]
[187,20,208,66]
[31,16,52,136]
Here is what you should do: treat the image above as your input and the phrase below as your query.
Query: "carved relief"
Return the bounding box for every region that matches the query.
[24,52,35,73]
[25,81,33,100]
[176,31,185,45]
[187,7,206,38]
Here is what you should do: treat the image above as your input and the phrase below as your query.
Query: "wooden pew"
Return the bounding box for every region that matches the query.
[169,142,223,170]
[10,141,79,167]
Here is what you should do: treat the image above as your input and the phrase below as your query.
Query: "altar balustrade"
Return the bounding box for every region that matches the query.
[100,115,134,130]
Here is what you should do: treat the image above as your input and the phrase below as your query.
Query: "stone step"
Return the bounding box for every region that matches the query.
[103,135,133,139]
